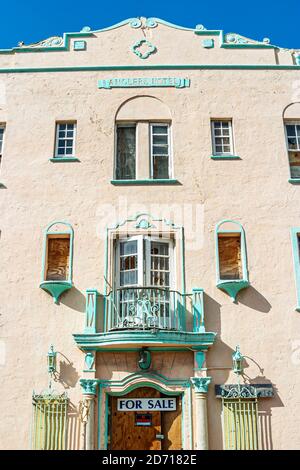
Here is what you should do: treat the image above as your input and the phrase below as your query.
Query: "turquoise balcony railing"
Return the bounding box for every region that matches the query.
[73,286,216,350]
[105,287,187,331]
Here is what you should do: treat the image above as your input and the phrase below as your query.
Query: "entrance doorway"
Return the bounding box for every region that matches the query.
[108,387,182,450]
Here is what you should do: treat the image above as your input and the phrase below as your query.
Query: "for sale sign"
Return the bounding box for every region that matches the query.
[117,397,176,411]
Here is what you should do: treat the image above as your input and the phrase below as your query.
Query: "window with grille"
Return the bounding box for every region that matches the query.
[32,394,68,450]
[285,121,300,179]
[114,122,172,180]
[222,398,258,450]
[54,122,76,158]
[211,120,234,156]
[150,123,171,179]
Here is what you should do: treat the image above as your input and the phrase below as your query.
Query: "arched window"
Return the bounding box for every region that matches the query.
[113,96,176,184]
[215,220,249,301]
[39,221,74,303]
[283,102,300,183]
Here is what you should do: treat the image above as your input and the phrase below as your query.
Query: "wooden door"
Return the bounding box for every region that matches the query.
[161,394,182,450]
[109,388,162,450]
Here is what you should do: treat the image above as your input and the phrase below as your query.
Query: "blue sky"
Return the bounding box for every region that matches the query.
[1,0,299,49]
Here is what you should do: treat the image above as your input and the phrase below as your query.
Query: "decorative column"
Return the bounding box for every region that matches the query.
[80,379,98,450]
[190,376,212,450]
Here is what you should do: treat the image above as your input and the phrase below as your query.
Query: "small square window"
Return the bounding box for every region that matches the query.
[211,120,234,156]
[54,122,76,158]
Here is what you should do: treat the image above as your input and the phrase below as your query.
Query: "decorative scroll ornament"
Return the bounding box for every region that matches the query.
[195,24,207,31]
[225,33,270,46]
[138,348,152,370]
[130,17,158,29]
[80,379,98,396]
[131,39,157,59]
[190,376,212,393]
[220,384,257,399]
[117,291,160,329]
[135,218,155,229]
[19,36,64,48]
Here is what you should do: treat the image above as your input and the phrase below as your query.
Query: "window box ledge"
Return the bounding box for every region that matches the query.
[217,279,250,302]
[111,179,180,185]
[210,155,241,160]
[288,178,300,184]
[49,157,80,163]
[40,280,73,304]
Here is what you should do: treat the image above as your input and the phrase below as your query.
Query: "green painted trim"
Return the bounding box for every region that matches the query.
[73,330,216,349]
[110,179,180,185]
[39,280,72,304]
[215,219,249,302]
[289,178,300,184]
[97,371,191,449]
[40,221,74,303]
[217,280,250,302]
[49,157,80,163]
[210,155,241,160]
[80,346,209,352]
[291,228,300,312]
[0,65,300,74]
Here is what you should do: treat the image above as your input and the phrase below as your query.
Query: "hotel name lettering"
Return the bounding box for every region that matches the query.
[98,77,190,89]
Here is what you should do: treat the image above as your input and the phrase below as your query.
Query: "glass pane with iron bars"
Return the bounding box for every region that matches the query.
[116,126,136,180]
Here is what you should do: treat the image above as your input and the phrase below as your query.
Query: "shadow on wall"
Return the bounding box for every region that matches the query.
[60,287,86,313]
[238,286,272,313]
[55,353,80,389]
[67,402,82,450]
[203,293,222,336]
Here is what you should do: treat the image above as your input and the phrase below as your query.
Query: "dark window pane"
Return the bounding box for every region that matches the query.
[153,145,169,155]
[153,134,168,145]
[152,126,168,134]
[116,126,136,180]
[286,125,296,136]
[59,124,66,130]
[153,155,169,179]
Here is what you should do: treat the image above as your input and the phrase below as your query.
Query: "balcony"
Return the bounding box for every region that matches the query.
[73,287,216,350]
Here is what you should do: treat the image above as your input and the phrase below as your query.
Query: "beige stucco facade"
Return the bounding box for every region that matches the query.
[0,17,300,450]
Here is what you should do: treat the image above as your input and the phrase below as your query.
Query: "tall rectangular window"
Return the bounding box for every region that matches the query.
[218,234,242,280]
[54,122,76,158]
[150,124,170,179]
[116,125,136,180]
[211,120,234,156]
[0,125,5,164]
[223,398,258,450]
[46,236,70,281]
[285,122,300,178]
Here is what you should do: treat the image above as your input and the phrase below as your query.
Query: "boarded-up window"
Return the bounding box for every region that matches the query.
[46,236,70,281]
[32,394,68,450]
[223,398,258,450]
[218,234,242,280]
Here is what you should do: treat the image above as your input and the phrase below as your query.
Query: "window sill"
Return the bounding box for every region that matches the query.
[210,155,241,160]
[111,179,180,185]
[289,178,300,184]
[40,280,73,304]
[217,279,249,302]
[49,157,80,163]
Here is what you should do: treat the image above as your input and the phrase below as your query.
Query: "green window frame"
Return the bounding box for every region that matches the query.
[291,227,300,311]
[222,398,258,450]
[215,220,249,302]
[32,393,68,450]
[39,221,74,304]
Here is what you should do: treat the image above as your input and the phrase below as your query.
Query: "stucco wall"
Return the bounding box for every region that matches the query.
[0,19,300,450]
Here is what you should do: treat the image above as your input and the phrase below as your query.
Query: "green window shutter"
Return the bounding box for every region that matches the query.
[223,398,258,450]
[32,394,68,450]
